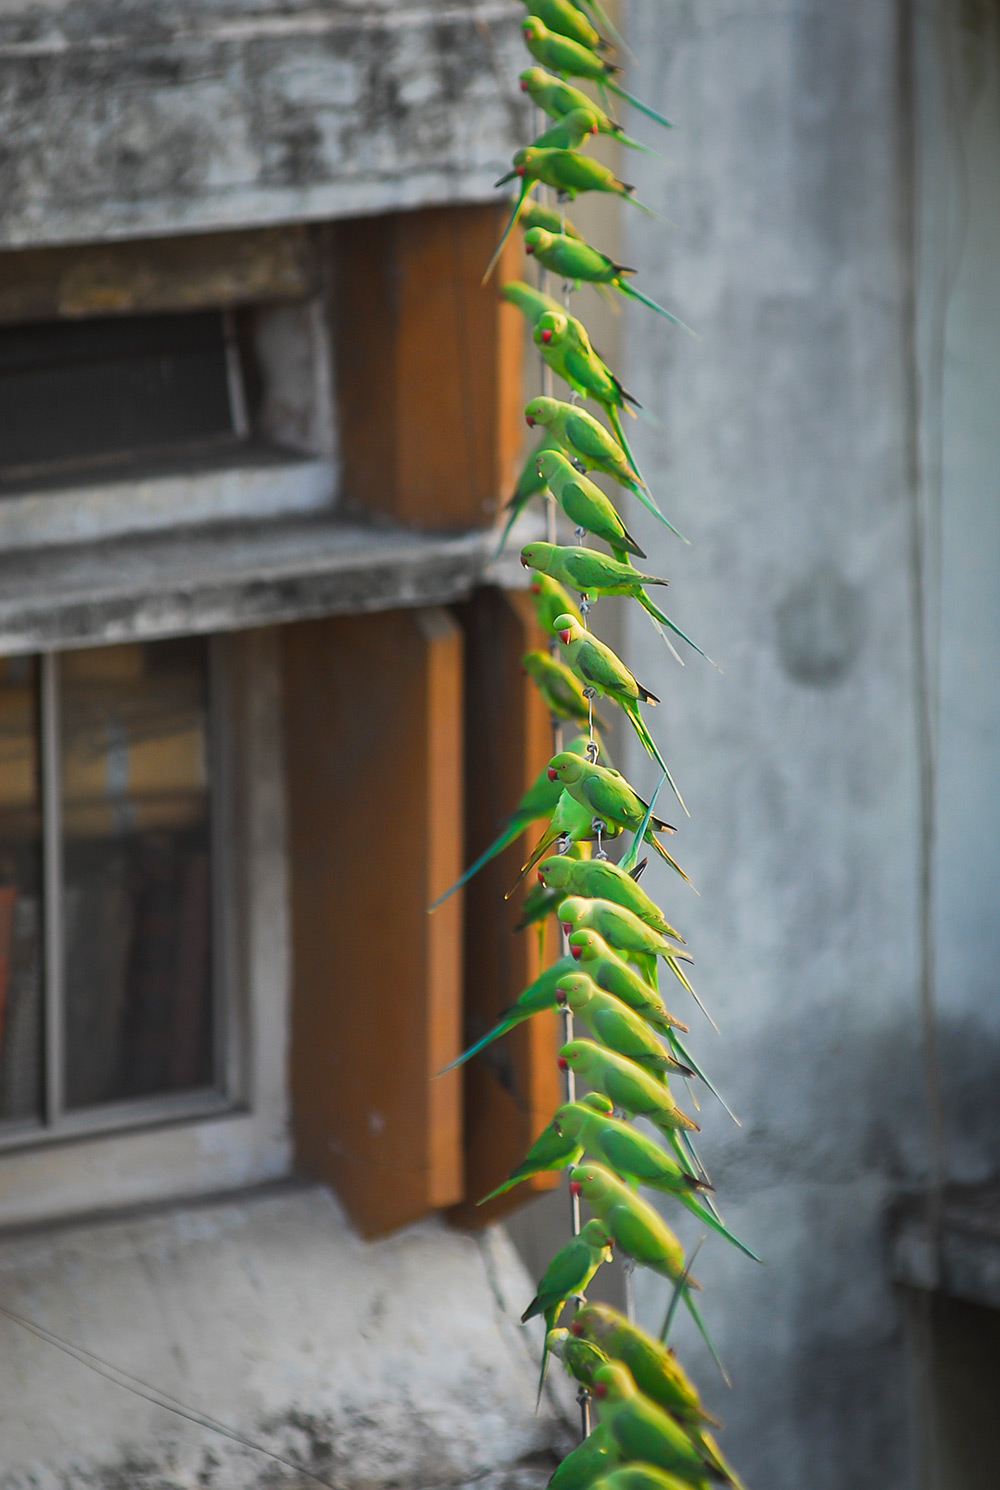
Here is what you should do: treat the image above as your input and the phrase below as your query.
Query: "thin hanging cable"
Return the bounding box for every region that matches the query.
[0,1303,340,1490]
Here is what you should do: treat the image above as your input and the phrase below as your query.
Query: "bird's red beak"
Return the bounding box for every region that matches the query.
[570,1319,583,1337]
[593,1382,608,1399]
[547,766,558,781]
[520,555,529,568]
[556,990,567,1007]
[516,166,525,177]
[558,627,571,644]
[571,943,582,960]
[590,123,598,134]
[526,243,534,255]
[520,79,529,91]
[569,1178,581,1195]
[540,328,552,343]
[537,871,546,885]
[557,1055,568,1071]
[526,415,536,427]
[561,921,572,936]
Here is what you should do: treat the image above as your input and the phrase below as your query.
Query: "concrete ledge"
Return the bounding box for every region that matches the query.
[889,1185,1000,1309]
[0,512,537,653]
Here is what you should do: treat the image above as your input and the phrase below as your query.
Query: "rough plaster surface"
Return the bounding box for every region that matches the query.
[0,1183,572,1489]
[613,3,935,1486]
[0,0,528,248]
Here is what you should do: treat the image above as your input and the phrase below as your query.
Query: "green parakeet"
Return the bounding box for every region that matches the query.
[536,450,646,563]
[529,571,586,635]
[511,145,657,214]
[556,972,692,1077]
[494,432,564,557]
[590,1363,715,1486]
[522,1217,614,1394]
[558,895,688,963]
[520,790,625,882]
[559,1040,698,1133]
[478,1092,613,1204]
[533,310,644,479]
[547,1325,609,1388]
[532,107,601,153]
[523,649,608,728]
[429,734,593,908]
[538,854,685,941]
[525,397,678,536]
[569,930,688,1034]
[527,546,716,664]
[546,752,686,876]
[520,18,674,130]
[524,228,688,326]
[572,1302,713,1425]
[516,0,605,51]
[548,1423,622,1490]
[544,611,681,802]
[439,955,577,1073]
[519,196,584,240]
[519,68,655,153]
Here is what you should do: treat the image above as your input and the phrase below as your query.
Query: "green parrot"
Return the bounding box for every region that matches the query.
[494,432,564,558]
[543,610,681,802]
[546,752,685,876]
[556,973,692,1078]
[522,1217,614,1395]
[525,397,678,536]
[559,1040,698,1134]
[518,790,625,884]
[520,18,674,130]
[525,548,718,669]
[523,648,608,728]
[502,278,567,327]
[516,0,606,51]
[547,1326,609,1389]
[524,228,689,327]
[439,955,577,1073]
[529,571,586,634]
[569,929,688,1034]
[538,854,685,941]
[574,1172,728,1379]
[519,196,584,240]
[536,450,646,564]
[590,1468,708,1490]
[533,310,644,478]
[555,1103,759,1261]
[532,107,601,153]
[512,146,657,213]
[519,68,655,153]
[572,1303,714,1425]
[558,896,688,970]
[591,1363,715,1486]
[477,1092,613,1204]
[429,733,593,909]
[548,1423,622,1490]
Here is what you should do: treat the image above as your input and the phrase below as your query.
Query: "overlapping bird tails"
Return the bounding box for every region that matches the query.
[606,79,675,129]
[621,702,689,818]
[618,281,694,330]
[636,592,719,668]
[667,1030,740,1125]
[619,775,663,874]
[605,403,642,478]
[675,1192,760,1262]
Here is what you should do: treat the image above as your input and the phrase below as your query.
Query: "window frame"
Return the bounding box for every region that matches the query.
[0,634,243,1153]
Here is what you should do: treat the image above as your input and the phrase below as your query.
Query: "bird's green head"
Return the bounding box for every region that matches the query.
[511,147,537,177]
[524,395,558,429]
[519,67,549,95]
[536,854,572,891]
[520,649,545,679]
[520,15,546,42]
[592,1362,635,1403]
[535,448,572,483]
[553,969,595,1013]
[523,226,555,257]
[569,1301,617,1343]
[580,1218,613,1248]
[545,1327,572,1360]
[569,1162,619,1209]
[546,750,584,785]
[519,540,555,574]
[557,1037,591,1075]
[557,896,590,935]
[553,611,584,646]
[535,308,568,346]
[562,107,599,137]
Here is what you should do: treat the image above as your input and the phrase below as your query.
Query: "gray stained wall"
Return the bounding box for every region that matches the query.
[611,1,1000,1487]
[0,0,527,248]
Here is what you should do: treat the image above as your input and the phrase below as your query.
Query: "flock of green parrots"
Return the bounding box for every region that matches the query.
[434,5,753,1488]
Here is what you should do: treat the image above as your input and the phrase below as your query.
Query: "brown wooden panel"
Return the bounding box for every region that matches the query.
[333,203,523,531]
[0,226,318,324]
[284,606,464,1237]
[447,587,562,1228]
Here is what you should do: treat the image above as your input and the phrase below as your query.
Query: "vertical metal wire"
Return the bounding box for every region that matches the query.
[40,652,64,1127]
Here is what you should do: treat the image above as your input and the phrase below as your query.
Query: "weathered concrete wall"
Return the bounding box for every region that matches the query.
[0,0,528,248]
[0,1183,572,1489]
[615,3,932,1486]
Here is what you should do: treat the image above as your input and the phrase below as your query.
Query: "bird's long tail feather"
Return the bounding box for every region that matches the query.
[618,281,693,332]
[493,498,529,558]
[578,0,632,58]
[637,592,720,669]
[509,825,562,894]
[647,832,693,884]
[682,1288,731,1388]
[622,703,689,817]
[664,955,718,1030]
[660,1238,702,1344]
[667,1031,740,1125]
[437,1015,520,1075]
[430,820,523,909]
[676,1192,760,1262]
[620,774,663,874]
[605,403,643,479]
[483,183,532,284]
[607,80,675,130]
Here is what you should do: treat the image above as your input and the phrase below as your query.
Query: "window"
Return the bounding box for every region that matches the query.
[0,635,232,1146]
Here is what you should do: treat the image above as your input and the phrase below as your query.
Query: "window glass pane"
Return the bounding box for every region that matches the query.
[61,638,215,1109]
[0,657,43,1127]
